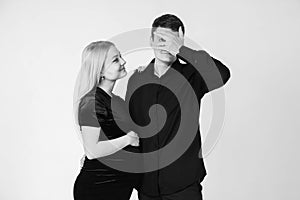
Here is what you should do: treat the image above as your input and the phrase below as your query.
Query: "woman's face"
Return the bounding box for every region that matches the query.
[102,45,127,81]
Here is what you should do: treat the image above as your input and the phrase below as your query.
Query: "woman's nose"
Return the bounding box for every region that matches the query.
[120,57,126,66]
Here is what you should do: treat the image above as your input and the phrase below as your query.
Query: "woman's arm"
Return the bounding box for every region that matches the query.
[81,126,139,159]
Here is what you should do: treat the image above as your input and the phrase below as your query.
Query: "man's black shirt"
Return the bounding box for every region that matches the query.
[125,46,231,196]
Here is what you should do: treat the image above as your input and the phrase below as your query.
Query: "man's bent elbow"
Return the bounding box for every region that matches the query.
[222,67,231,85]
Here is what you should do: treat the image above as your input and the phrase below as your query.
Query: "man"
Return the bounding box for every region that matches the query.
[125,14,231,200]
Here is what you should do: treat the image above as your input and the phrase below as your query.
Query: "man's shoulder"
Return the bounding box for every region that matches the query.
[177,58,198,77]
[128,65,149,81]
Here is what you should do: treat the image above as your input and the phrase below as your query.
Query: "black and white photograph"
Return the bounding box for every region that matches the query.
[0,0,299,200]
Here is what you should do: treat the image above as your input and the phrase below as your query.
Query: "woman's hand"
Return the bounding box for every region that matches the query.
[126,131,140,147]
[137,65,147,73]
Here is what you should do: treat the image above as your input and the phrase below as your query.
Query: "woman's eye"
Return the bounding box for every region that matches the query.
[113,58,119,63]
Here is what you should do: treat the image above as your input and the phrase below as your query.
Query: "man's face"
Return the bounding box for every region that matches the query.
[151,27,178,63]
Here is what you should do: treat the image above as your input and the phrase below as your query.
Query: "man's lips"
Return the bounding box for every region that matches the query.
[160,50,170,54]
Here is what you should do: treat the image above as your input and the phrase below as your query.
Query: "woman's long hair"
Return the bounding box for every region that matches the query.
[73,41,114,127]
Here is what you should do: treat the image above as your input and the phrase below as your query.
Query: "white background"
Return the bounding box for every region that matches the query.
[0,0,300,199]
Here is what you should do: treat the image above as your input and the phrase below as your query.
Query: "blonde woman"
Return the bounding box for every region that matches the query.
[73,41,140,200]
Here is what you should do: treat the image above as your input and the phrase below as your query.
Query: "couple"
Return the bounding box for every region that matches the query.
[73,14,231,200]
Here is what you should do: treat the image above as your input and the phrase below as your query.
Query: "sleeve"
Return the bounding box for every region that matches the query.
[78,98,101,128]
[178,46,231,94]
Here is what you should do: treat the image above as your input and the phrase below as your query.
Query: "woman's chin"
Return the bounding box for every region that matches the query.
[118,71,127,79]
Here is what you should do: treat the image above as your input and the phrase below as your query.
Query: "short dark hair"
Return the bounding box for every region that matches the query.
[151,14,185,37]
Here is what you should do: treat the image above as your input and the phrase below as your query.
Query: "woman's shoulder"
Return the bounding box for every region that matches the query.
[78,91,101,127]
[79,91,97,110]
[80,91,109,114]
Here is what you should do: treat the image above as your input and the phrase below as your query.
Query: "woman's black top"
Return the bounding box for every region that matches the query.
[78,86,140,174]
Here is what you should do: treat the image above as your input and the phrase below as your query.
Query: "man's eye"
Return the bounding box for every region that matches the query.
[159,38,165,42]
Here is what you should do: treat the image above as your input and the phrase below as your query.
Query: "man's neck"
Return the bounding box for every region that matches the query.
[154,59,174,78]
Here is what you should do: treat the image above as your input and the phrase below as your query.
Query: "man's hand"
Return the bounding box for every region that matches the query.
[153,26,184,56]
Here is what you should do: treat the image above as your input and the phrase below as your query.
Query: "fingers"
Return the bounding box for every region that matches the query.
[127,131,138,137]
[132,133,138,138]
[154,32,173,42]
[154,29,183,51]
[131,139,140,147]
[137,65,147,73]
[155,41,167,47]
[134,137,140,146]
[154,28,177,38]
[178,26,184,39]
[128,132,139,147]
[154,28,182,40]
[152,41,168,51]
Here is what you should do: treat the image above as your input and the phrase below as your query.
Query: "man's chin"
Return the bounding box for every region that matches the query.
[156,55,176,63]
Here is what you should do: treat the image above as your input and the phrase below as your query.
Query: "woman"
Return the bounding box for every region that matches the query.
[73,41,140,200]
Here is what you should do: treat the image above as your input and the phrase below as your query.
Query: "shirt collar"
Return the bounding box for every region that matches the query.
[144,58,183,78]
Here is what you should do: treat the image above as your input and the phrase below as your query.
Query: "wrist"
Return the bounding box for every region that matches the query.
[174,44,183,56]
[124,134,131,146]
